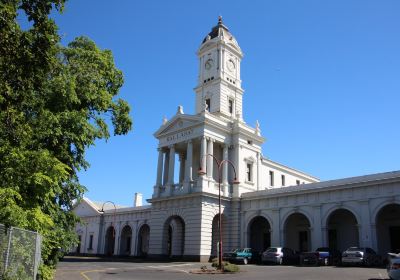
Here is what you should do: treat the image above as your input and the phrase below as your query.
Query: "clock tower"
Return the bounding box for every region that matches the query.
[194,17,244,120]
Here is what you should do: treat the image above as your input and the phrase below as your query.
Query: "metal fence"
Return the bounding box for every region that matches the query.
[0,224,41,280]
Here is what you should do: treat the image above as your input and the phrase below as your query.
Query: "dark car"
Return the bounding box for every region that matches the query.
[300,247,341,266]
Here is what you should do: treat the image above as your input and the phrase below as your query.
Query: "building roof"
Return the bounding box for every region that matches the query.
[242,170,400,199]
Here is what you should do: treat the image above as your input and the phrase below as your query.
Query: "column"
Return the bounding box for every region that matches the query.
[200,136,207,172]
[185,140,193,182]
[359,200,372,247]
[222,144,228,184]
[163,151,169,186]
[207,138,214,178]
[156,148,163,186]
[256,152,260,191]
[271,209,281,247]
[167,145,175,185]
[179,154,185,183]
[312,205,322,249]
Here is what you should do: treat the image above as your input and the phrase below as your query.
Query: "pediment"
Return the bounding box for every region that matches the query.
[73,197,100,217]
[154,114,203,138]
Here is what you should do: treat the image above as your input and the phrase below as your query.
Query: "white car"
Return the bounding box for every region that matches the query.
[388,253,400,280]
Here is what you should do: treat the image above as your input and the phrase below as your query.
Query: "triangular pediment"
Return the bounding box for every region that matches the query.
[73,197,100,217]
[154,114,203,138]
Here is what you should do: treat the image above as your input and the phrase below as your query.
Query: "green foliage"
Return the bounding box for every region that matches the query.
[0,0,132,279]
[211,258,240,273]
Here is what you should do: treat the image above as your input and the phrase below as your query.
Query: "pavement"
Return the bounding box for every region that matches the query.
[55,256,390,280]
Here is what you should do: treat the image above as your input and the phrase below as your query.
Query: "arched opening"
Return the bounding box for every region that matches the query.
[211,214,229,258]
[376,203,400,255]
[326,209,359,252]
[119,225,132,256]
[137,224,150,257]
[104,226,115,256]
[284,213,311,252]
[163,216,185,257]
[248,216,271,253]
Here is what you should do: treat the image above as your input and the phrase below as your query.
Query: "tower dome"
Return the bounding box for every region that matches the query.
[201,16,241,51]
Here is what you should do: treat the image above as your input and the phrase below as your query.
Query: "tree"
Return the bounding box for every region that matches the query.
[0,0,132,278]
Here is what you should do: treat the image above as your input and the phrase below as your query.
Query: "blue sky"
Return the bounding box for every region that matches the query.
[38,0,400,206]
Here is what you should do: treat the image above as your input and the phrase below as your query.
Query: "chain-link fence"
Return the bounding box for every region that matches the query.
[0,224,41,280]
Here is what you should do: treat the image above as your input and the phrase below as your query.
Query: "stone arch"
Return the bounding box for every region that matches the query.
[162,215,185,257]
[119,225,132,256]
[283,212,312,252]
[104,226,115,256]
[211,214,229,258]
[322,204,361,228]
[247,215,271,253]
[137,224,150,257]
[375,202,400,255]
[326,208,359,252]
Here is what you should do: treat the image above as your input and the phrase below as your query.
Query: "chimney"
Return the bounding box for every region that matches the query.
[134,193,143,207]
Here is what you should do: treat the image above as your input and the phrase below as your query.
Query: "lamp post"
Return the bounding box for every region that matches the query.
[198,153,240,271]
[100,201,117,255]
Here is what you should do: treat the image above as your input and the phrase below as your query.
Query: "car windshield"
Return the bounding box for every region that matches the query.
[267,248,277,253]
[233,248,244,253]
[347,247,362,252]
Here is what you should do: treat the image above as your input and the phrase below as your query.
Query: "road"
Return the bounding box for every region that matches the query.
[56,257,389,280]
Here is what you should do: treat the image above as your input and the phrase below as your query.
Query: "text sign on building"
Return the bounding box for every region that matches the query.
[166,129,193,143]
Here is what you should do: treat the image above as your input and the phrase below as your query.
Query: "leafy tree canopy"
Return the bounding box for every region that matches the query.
[0,0,132,278]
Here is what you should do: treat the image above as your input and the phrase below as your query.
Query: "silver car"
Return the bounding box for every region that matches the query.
[388,253,400,280]
[262,247,297,265]
[341,247,380,266]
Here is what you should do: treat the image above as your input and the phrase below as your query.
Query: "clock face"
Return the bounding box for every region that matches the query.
[205,59,213,70]
[227,59,235,72]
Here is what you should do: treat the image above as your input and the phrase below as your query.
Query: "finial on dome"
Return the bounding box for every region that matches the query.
[218,15,223,25]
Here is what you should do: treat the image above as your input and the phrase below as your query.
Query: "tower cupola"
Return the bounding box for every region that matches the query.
[194,17,244,120]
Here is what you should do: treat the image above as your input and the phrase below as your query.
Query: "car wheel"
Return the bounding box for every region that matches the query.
[243,258,248,265]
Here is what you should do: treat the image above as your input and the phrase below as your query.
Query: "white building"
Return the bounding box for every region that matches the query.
[73,17,400,261]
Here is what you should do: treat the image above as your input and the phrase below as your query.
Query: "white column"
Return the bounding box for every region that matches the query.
[222,144,228,184]
[185,140,193,182]
[200,136,207,173]
[256,152,260,191]
[168,145,175,185]
[179,154,185,183]
[163,151,169,186]
[207,138,214,178]
[156,148,163,186]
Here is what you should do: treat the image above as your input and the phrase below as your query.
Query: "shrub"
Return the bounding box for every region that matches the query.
[211,258,240,273]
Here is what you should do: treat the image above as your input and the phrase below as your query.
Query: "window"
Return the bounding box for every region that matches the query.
[205,98,211,112]
[269,171,274,186]
[88,234,93,250]
[246,163,252,182]
[281,175,285,186]
[296,180,300,185]
[247,140,252,145]
[229,99,234,114]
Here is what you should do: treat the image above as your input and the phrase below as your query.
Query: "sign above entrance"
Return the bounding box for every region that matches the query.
[163,128,195,145]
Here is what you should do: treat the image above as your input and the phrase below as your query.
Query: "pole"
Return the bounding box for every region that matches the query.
[218,166,222,270]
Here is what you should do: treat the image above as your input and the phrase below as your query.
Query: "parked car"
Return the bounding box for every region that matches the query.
[262,247,299,265]
[388,253,400,280]
[222,248,257,264]
[300,247,341,266]
[342,247,381,266]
